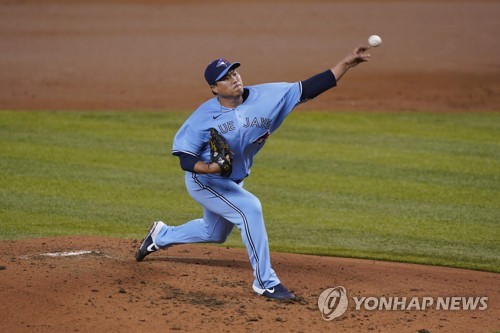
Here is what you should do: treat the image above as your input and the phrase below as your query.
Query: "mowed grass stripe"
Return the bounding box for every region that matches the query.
[0,111,195,238]
[244,111,499,271]
[0,110,499,272]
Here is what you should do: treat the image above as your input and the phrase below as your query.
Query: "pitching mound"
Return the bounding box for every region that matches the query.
[0,237,498,332]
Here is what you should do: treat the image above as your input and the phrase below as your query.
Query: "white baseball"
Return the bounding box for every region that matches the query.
[368,35,382,47]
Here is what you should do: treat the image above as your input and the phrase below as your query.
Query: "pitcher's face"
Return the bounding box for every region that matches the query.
[211,70,244,97]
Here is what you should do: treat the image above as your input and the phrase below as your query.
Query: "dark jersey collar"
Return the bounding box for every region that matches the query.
[242,88,250,103]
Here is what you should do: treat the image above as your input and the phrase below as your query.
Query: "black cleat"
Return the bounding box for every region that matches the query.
[252,283,295,300]
[135,221,166,262]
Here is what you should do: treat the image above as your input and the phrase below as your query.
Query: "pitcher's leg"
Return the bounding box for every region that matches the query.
[136,211,234,261]
[188,174,280,289]
[232,193,280,289]
[155,209,234,247]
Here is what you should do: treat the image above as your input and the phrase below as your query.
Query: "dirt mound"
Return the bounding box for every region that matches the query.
[0,237,498,332]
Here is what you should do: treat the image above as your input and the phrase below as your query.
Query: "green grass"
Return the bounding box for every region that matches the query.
[1,110,499,272]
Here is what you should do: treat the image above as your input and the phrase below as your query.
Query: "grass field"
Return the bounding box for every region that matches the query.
[1,110,499,272]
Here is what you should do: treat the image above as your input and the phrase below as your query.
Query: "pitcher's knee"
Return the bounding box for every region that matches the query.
[209,233,230,244]
[232,199,264,229]
[244,196,263,217]
[201,229,228,243]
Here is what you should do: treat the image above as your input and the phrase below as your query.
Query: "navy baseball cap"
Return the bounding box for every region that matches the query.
[204,58,241,85]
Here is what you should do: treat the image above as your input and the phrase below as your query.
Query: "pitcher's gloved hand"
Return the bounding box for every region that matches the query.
[209,128,234,177]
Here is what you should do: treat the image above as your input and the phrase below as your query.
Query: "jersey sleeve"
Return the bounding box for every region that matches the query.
[172,120,206,157]
[268,82,302,132]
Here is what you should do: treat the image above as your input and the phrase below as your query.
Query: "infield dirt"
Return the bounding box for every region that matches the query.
[0,1,499,332]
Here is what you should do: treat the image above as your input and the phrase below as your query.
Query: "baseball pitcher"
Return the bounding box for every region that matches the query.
[136,45,372,300]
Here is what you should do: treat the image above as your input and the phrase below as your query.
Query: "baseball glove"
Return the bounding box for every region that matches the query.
[209,128,233,177]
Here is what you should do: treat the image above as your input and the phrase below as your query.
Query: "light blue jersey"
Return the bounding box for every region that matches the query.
[156,81,303,290]
[172,82,302,181]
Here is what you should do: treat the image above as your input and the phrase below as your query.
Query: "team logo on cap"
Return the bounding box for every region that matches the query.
[216,59,229,67]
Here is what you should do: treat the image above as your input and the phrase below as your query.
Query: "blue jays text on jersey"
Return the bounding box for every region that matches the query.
[172,82,303,181]
[217,116,272,134]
